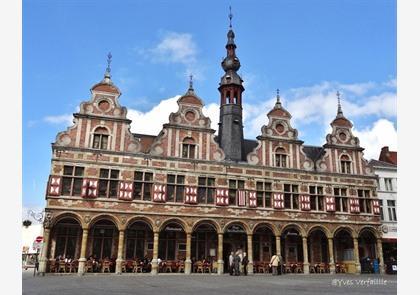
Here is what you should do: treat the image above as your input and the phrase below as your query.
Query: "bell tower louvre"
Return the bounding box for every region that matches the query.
[217,7,245,162]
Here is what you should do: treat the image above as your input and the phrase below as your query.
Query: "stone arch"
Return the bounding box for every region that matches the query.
[50,211,83,228]
[158,217,189,233]
[192,219,221,233]
[124,216,155,231]
[253,221,280,236]
[307,224,332,239]
[332,226,357,238]
[88,213,121,230]
[358,226,380,239]
[223,220,251,235]
[280,223,306,237]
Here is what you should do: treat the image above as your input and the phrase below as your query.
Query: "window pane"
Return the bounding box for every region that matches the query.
[62,177,72,195]
[207,189,214,204]
[229,180,236,189]
[207,178,215,186]
[93,134,100,149]
[284,194,291,208]
[318,196,324,211]
[189,145,195,159]
[144,173,153,181]
[110,170,119,179]
[182,144,188,158]
[177,176,185,184]
[100,169,109,178]
[292,195,299,209]
[167,175,175,183]
[133,183,142,199]
[98,180,108,197]
[198,177,206,186]
[257,192,263,207]
[176,186,184,202]
[134,171,143,181]
[63,166,73,176]
[256,182,263,191]
[109,181,118,198]
[238,181,244,189]
[101,135,108,150]
[265,193,271,207]
[198,187,206,203]
[309,186,315,194]
[167,185,175,202]
[72,179,82,196]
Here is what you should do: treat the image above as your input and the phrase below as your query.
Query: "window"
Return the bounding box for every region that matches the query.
[197,177,215,204]
[309,186,324,211]
[228,179,245,206]
[61,166,84,196]
[384,178,393,191]
[55,223,80,258]
[98,168,119,198]
[387,200,397,221]
[167,174,185,203]
[92,127,109,150]
[284,184,299,209]
[358,189,372,214]
[133,171,153,201]
[379,200,384,220]
[274,147,288,168]
[256,181,272,208]
[334,188,348,212]
[340,155,352,174]
[181,137,196,159]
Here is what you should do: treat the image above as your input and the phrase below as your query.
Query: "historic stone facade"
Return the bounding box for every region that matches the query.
[38,21,384,276]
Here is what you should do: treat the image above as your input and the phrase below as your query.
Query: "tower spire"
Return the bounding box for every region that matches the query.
[336,90,344,117]
[275,89,282,108]
[102,52,112,84]
[188,74,194,92]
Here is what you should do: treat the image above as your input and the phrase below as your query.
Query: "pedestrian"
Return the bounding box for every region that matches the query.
[234,253,241,276]
[229,252,234,275]
[278,255,283,275]
[269,253,280,275]
[242,252,249,276]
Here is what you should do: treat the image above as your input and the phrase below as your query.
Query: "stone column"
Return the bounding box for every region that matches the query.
[151,231,159,275]
[275,235,281,256]
[38,227,51,275]
[353,238,361,274]
[247,234,253,274]
[50,237,56,260]
[302,236,310,274]
[115,230,125,274]
[77,228,89,275]
[217,233,224,275]
[185,233,192,274]
[376,238,385,274]
[328,237,336,274]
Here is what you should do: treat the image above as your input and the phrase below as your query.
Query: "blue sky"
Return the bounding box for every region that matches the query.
[23,0,396,213]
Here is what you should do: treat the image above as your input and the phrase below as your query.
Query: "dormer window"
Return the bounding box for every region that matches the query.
[181,137,196,159]
[92,127,109,150]
[274,147,288,168]
[340,155,352,174]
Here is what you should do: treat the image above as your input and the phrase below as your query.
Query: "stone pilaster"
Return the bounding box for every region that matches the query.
[217,233,224,275]
[151,232,159,275]
[353,238,361,274]
[328,237,336,274]
[115,230,125,274]
[78,228,89,275]
[38,227,51,275]
[376,238,385,274]
[185,233,192,274]
[302,236,309,274]
[247,234,253,274]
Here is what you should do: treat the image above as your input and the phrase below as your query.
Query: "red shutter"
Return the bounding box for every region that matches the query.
[237,190,246,206]
[153,184,166,202]
[325,196,336,212]
[216,188,229,206]
[273,193,284,209]
[300,195,311,211]
[48,176,61,196]
[248,191,257,208]
[118,181,133,201]
[82,179,98,198]
[185,186,198,204]
[350,198,360,213]
[372,200,380,215]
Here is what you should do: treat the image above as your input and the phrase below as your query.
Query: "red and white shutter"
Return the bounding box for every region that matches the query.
[153,184,166,202]
[237,190,246,207]
[82,179,98,198]
[216,188,229,206]
[325,196,336,212]
[48,176,61,196]
[185,186,198,204]
[248,191,257,208]
[349,198,360,213]
[300,195,311,211]
[372,200,381,215]
[118,181,133,201]
[273,193,284,209]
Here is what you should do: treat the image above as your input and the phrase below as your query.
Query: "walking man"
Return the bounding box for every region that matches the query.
[242,252,249,276]
[269,253,280,275]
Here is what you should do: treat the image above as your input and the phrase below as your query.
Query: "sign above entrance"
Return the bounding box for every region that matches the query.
[226,224,246,233]
[164,225,183,232]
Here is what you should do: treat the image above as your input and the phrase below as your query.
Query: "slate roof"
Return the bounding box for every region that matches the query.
[302,145,325,163]
[368,159,397,169]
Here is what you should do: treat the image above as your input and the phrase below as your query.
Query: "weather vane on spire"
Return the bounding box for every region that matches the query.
[336,90,343,116]
[189,74,194,91]
[276,89,280,101]
[229,6,233,28]
[106,52,112,74]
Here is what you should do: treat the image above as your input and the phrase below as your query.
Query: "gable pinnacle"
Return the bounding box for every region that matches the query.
[188,74,194,92]
[102,52,113,84]
[275,89,282,108]
[336,90,344,117]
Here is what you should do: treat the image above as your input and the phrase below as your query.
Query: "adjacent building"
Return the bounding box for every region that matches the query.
[38,17,385,275]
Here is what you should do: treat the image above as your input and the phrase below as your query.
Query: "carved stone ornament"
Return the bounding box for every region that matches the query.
[227,208,247,217]
[43,212,52,228]
[336,215,349,221]
[256,210,274,217]
[120,216,127,225]
[84,215,91,224]
[285,212,301,219]
[155,219,161,226]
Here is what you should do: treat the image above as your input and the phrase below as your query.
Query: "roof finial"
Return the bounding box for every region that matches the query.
[336,90,344,117]
[275,89,282,108]
[102,52,112,84]
[228,6,233,28]
[188,74,194,91]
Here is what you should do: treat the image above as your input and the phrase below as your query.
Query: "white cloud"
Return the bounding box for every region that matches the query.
[353,119,397,161]
[43,114,73,125]
[202,102,220,130]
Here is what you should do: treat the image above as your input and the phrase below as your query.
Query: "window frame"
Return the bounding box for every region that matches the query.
[256,181,272,208]
[166,174,185,203]
[309,185,325,211]
[61,165,85,196]
[283,183,299,210]
[98,168,120,198]
[334,187,348,213]
[133,171,154,201]
[197,176,216,205]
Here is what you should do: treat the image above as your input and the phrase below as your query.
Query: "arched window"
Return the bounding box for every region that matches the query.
[274,147,288,168]
[92,127,109,150]
[340,155,352,174]
[181,137,196,159]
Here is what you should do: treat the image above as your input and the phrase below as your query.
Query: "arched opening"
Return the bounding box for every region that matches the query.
[274,147,288,168]
[226,90,231,104]
[158,222,186,272]
[333,228,354,273]
[281,227,304,273]
[192,223,218,273]
[358,229,377,274]
[340,154,352,174]
[92,127,109,150]
[253,225,276,273]
[181,137,196,159]
[124,220,153,273]
[49,217,82,272]
[308,229,329,273]
[223,223,247,273]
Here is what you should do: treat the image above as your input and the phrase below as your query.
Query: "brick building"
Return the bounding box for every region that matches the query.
[38,20,384,276]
